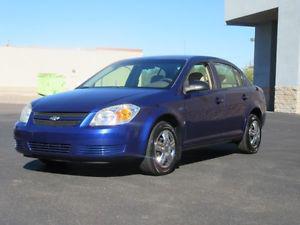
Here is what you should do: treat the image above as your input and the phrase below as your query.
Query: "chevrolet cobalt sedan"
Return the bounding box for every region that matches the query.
[14,56,266,175]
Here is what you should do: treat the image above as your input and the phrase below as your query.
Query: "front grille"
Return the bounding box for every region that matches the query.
[15,140,28,151]
[29,142,71,154]
[33,112,88,126]
[78,145,125,156]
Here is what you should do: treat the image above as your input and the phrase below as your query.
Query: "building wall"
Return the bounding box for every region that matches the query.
[225,0,278,22]
[0,46,142,94]
[275,0,300,86]
[253,21,277,111]
[274,0,300,113]
[225,0,300,114]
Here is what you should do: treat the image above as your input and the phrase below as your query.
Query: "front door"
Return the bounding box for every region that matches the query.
[183,63,226,148]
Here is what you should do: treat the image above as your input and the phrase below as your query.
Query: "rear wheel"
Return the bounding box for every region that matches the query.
[139,121,180,175]
[238,114,262,154]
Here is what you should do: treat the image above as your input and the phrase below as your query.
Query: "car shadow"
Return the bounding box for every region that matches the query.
[180,143,238,166]
[23,143,239,177]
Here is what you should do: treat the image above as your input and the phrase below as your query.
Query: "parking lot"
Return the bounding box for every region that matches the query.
[0,103,299,225]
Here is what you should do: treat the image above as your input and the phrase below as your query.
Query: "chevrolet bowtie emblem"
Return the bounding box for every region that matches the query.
[49,115,60,121]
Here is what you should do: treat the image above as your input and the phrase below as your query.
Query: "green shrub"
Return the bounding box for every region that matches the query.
[37,73,66,96]
[243,66,254,83]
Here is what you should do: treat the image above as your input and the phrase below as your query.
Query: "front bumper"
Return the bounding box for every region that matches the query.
[14,121,149,162]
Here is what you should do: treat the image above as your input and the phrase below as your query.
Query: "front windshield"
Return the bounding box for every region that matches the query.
[78,59,186,89]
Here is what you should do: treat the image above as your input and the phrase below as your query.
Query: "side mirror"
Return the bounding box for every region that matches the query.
[184,80,210,93]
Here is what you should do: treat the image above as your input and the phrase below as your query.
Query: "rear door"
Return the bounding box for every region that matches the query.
[211,62,249,136]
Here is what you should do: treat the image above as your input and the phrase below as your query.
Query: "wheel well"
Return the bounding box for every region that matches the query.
[155,114,182,146]
[155,114,179,128]
[250,108,262,121]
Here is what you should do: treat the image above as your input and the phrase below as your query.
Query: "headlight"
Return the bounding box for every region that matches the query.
[19,103,32,123]
[90,104,140,126]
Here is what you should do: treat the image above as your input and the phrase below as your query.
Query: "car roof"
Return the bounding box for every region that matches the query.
[118,55,233,65]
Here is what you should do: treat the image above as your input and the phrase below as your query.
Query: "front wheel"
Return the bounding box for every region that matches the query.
[139,121,181,175]
[238,114,262,154]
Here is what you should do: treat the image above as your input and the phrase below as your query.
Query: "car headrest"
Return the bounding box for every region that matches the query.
[188,72,203,83]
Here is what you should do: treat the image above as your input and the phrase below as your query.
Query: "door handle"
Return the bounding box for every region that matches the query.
[242,94,248,101]
[215,97,224,104]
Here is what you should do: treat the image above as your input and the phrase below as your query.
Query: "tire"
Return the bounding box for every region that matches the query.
[238,114,262,154]
[139,121,181,176]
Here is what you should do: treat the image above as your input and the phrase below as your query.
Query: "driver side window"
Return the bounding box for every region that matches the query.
[186,64,212,89]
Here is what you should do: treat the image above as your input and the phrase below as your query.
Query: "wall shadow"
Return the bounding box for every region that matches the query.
[23,143,238,177]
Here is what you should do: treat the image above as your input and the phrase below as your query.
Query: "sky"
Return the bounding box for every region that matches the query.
[0,0,254,68]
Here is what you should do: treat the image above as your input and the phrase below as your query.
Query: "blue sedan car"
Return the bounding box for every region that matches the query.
[14,56,266,175]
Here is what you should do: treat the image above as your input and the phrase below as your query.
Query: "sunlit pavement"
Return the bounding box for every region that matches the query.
[0,104,299,225]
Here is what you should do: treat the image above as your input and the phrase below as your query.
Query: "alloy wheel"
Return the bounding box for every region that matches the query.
[248,120,261,148]
[154,129,176,168]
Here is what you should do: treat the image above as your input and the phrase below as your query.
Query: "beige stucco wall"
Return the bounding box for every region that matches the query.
[0,46,142,103]
[0,46,142,90]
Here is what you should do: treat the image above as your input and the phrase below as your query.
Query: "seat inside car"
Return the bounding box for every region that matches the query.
[188,72,204,83]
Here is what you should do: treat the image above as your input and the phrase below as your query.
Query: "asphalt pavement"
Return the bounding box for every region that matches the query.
[0,103,299,225]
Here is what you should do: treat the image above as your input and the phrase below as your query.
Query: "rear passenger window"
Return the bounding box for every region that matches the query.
[214,63,243,88]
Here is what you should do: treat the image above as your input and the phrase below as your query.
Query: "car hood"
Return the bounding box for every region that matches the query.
[32,88,166,112]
